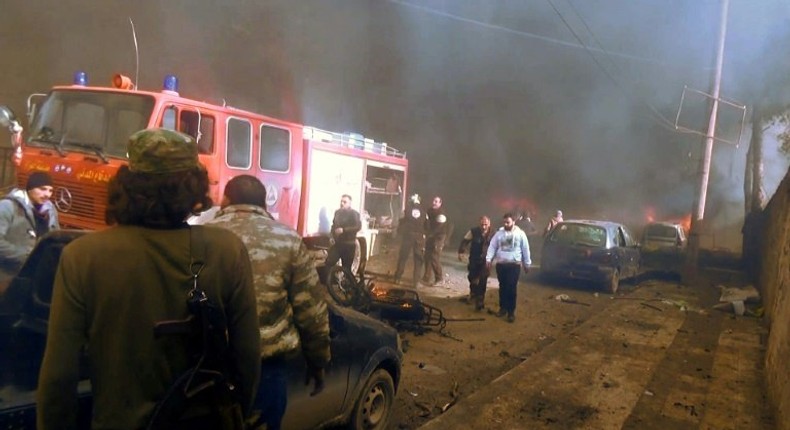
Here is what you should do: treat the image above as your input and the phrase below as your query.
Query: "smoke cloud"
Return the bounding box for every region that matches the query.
[1,0,788,250]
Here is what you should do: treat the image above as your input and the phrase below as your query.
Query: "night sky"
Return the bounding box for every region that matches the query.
[2,0,789,248]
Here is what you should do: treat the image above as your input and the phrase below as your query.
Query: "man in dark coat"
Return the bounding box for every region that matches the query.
[393,194,426,287]
[37,129,261,430]
[324,194,362,275]
[421,196,449,286]
[458,215,494,310]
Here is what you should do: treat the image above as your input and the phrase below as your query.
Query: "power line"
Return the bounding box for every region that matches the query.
[563,0,613,69]
[389,0,701,134]
[547,0,682,132]
[388,0,678,68]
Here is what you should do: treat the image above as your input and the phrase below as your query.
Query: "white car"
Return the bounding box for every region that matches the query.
[641,222,687,273]
[642,222,687,252]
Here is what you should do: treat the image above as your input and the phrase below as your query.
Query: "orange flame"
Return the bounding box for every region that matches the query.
[677,213,692,233]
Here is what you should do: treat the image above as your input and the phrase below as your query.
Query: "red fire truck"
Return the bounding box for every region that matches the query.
[0,71,408,261]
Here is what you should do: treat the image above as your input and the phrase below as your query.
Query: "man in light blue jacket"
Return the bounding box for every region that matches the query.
[486,213,531,323]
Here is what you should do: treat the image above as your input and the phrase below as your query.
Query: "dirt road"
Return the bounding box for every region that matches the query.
[362,246,774,429]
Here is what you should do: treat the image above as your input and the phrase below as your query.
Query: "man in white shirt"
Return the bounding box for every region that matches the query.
[486,213,531,323]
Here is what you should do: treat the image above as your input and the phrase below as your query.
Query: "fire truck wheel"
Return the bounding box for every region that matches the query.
[349,369,395,430]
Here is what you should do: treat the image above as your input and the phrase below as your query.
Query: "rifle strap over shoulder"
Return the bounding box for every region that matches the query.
[147,225,245,430]
[189,225,206,282]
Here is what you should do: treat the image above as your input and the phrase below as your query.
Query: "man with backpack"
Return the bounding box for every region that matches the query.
[37,129,261,430]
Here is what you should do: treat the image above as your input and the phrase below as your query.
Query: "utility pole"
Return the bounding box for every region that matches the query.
[686,0,730,274]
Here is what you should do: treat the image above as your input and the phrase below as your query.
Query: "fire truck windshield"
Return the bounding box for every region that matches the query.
[28,90,155,159]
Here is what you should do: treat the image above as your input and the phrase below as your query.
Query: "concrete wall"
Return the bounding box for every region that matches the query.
[758,168,790,430]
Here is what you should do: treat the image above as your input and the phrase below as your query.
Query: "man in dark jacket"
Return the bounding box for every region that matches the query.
[0,171,59,290]
[393,194,426,287]
[324,194,362,275]
[37,129,261,430]
[421,195,450,286]
[458,215,494,310]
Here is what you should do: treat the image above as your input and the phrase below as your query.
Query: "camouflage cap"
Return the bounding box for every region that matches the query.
[127,128,199,174]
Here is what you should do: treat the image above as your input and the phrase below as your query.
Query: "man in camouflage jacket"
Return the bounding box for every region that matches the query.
[207,175,330,430]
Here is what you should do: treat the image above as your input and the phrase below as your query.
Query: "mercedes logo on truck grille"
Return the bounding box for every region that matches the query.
[54,187,73,212]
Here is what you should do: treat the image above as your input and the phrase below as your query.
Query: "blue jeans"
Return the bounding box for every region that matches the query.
[254,357,287,430]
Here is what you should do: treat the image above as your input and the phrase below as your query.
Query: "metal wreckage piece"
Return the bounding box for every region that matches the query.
[324,266,447,332]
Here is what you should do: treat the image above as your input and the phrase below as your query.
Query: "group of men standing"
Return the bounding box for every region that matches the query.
[12,129,330,430]
[389,194,566,323]
[311,184,563,324]
[0,123,569,428]
[392,194,450,288]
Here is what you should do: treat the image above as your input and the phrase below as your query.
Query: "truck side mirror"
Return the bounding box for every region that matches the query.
[0,105,22,133]
[0,105,24,148]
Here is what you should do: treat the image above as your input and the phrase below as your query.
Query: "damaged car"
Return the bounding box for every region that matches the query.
[540,219,641,293]
[640,221,687,273]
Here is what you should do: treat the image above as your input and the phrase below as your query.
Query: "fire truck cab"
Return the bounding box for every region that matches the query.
[0,72,408,263]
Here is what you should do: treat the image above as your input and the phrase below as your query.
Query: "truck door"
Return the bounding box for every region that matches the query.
[160,105,220,200]
[256,124,299,229]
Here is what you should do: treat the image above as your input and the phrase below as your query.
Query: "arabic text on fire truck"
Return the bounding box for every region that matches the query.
[0,71,408,262]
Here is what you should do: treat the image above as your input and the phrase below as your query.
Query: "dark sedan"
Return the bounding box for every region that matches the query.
[0,230,402,430]
[540,220,641,293]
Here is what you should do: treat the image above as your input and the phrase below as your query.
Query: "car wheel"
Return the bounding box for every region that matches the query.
[606,269,620,294]
[350,369,395,430]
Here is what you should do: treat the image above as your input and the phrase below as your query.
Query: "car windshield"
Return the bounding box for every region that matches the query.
[549,224,606,247]
[645,224,678,239]
[28,90,155,158]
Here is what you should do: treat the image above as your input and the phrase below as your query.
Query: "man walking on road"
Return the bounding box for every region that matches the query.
[208,175,330,430]
[458,215,494,311]
[486,213,531,323]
